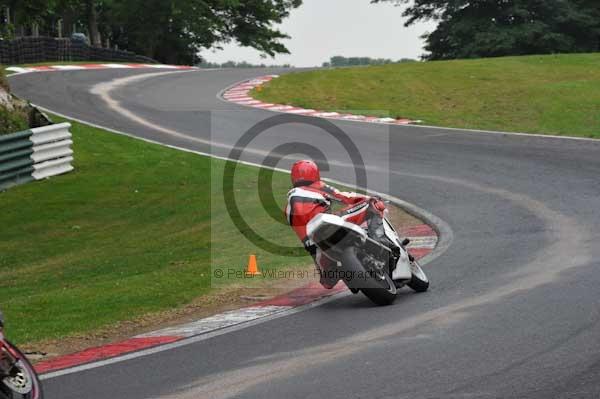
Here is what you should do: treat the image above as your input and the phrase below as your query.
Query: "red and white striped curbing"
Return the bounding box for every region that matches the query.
[5,63,199,75]
[222,75,418,126]
[34,224,437,375]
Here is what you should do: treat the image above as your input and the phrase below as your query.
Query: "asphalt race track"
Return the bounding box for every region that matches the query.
[10,68,600,399]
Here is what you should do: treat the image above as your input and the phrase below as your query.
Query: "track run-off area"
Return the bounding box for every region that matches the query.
[9,68,600,399]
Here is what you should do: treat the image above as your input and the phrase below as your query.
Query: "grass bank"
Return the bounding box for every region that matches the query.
[254,53,600,138]
[0,116,311,344]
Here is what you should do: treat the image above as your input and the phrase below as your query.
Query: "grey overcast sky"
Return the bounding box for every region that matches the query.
[200,0,437,67]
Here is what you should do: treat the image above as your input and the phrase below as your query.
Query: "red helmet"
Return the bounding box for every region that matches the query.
[291,160,320,187]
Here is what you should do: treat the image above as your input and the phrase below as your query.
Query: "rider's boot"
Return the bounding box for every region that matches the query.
[367,210,407,281]
[316,267,337,289]
[366,206,413,282]
[314,251,339,289]
[367,210,396,250]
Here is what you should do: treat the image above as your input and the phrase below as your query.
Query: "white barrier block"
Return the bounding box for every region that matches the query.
[30,123,72,145]
[32,156,74,180]
[31,142,73,163]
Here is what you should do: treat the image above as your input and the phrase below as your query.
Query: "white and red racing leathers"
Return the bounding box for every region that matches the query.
[285,181,371,248]
[285,181,388,288]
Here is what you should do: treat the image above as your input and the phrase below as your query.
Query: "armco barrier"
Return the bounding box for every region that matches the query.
[0,123,73,191]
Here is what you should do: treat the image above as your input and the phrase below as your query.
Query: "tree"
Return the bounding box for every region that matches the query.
[105,0,302,64]
[1,0,302,64]
[325,55,400,67]
[0,0,55,36]
[85,0,100,46]
[372,0,600,59]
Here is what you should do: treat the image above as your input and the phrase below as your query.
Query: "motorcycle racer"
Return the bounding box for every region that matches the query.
[285,160,398,289]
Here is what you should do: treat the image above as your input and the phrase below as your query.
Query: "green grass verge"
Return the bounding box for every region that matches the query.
[0,116,309,344]
[254,53,600,138]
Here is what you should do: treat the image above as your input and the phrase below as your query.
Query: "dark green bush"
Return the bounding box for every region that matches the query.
[0,67,8,92]
[0,106,29,135]
[0,68,29,135]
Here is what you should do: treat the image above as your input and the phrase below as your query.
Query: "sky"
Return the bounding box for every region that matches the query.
[200,0,437,67]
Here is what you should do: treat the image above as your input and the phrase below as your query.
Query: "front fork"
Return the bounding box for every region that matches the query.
[391,239,413,281]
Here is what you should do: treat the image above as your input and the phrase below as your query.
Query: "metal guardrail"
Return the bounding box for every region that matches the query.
[0,123,73,191]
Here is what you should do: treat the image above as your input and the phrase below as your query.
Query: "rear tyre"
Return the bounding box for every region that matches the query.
[407,261,429,293]
[340,247,397,306]
[0,341,43,399]
[361,273,398,306]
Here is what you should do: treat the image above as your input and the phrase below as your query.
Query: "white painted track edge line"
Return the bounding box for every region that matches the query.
[134,305,293,338]
[40,290,351,380]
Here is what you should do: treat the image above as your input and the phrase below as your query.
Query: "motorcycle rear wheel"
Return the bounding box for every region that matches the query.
[341,247,397,306]
[0,341,43,399]
[361,273,398,306]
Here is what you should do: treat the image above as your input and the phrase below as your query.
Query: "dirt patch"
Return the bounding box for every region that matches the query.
[23,203,425,361]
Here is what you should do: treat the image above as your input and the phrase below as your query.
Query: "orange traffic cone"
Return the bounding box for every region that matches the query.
[246,255,261,276]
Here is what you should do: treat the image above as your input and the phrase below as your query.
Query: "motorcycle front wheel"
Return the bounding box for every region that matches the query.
[407,260,429,293]
[0,341,43,399]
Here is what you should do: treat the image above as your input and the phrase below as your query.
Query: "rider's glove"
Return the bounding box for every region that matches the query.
[370,197,387,216]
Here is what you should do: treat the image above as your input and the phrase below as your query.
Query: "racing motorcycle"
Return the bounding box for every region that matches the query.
[0,311,42,399]
[307,211,429,306]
